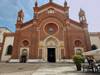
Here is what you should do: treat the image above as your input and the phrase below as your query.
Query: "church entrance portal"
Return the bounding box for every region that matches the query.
[43,36,60,62]
[47,48,56,63]
[20,49,28,63]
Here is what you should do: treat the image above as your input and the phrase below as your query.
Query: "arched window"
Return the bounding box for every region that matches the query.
[91,44,98,50]
[48,8,55,14]
[6,45,13,55]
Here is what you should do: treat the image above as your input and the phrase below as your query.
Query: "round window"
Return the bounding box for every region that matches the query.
[23,40,29,46]
[45,23,58,35]
[75,40,81,47]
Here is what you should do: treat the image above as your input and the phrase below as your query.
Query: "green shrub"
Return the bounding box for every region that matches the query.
[73,55,84,64]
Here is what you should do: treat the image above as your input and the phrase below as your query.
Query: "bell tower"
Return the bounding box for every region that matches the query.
[79,9,91,52]
[16,9,24,29]
[64,0,69,19]
[33,0,39,19]
[79,9,87,24]
[64,0,67,7]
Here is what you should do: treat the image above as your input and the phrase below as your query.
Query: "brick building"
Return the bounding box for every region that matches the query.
[1,0,91,62]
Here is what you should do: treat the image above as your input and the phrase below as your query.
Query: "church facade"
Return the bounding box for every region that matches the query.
[1,0,91,62]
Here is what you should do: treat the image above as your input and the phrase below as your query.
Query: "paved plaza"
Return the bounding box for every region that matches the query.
[0,63,99,75]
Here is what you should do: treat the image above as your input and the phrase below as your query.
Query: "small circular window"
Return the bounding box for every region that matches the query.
[75,40,81,47]
[23,40,29,46]
[44,23,58,35]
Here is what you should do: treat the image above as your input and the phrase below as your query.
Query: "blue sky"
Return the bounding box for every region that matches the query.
[0,0,100,32]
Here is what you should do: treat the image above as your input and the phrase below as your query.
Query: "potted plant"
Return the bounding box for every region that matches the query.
[73,55,84,71]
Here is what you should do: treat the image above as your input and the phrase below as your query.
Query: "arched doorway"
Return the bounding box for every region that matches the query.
[20,48,29,63]
[43,36,60,63]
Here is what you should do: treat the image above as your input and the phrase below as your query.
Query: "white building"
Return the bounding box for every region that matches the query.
[0,27,11,43]
[90,32,100,49]
[1,33,14,62]
[0,27,11,58]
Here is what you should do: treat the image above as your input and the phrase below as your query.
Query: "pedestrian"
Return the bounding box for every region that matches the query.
[87,56,96,72]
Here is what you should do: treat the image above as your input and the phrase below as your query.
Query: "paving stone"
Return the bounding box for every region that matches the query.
[0,63,99,75]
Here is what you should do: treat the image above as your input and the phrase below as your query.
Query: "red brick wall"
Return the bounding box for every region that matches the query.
[11,5,91,59]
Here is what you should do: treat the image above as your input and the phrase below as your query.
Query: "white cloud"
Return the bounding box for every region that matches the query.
[0,0,100,32]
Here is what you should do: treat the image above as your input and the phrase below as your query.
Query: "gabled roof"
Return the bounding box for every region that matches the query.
[21,18,81,29]
[20,2,81,29]
[69,19,81,27]
[38,2,67,11]
[22,19,33,27]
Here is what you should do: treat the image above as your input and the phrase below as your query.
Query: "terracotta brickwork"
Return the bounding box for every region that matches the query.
[10,1,91,60]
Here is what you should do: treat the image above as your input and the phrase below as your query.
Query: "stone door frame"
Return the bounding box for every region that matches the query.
[42,36,61,62]
[19,47,29,61]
